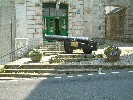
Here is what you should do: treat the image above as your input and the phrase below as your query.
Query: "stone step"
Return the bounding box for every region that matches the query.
[50,58,96,63]
[5,64,133,70]
[4,64,102,69]
[42,42,64,51]
[49,54,95,63]
[57,54,95,58]
[0,73,56,78]
[42,51,64,55]
[4,68,98,74]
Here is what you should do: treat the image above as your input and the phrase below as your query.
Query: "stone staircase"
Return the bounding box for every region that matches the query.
[0,55,100,79]
[0,42,100,79]
[42,41,64,51]
[0,64,99,79]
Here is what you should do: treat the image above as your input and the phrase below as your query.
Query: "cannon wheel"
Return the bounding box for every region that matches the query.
[64,41,73,54]
[82,45,92,54]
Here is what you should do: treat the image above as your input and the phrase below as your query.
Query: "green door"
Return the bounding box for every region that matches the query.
[42,3,68,38]
[44,17,55,35]
[43,16,68,36]
[59,17,68,36]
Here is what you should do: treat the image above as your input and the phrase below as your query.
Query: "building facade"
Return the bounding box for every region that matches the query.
[0,0,133,64]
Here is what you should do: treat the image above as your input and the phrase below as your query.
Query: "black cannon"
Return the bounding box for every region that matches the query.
[44,34,97,54]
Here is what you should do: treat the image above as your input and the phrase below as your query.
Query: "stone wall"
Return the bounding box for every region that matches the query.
[15,0,107,46]
[67,0,84,37]
[42,0,84,37]
[15,0,43,49]
[123,0,133,42]
[13,0,133,48]
[13,0,133,54]
[26,0,43,48]
[42,0,105,44]
[84,0,105,44]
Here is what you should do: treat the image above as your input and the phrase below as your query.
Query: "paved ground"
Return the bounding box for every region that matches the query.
[4,39,133,68]
[6,46,133,66]
[0,69,133,100]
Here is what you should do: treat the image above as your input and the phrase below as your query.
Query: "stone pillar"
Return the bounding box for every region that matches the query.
[68,0,84,37]
[83,0,93,38]
[15,38,28,59]
[15,0,27,38]
[123,4,133,42]
[26,0,43,49]
[84,0,105,44]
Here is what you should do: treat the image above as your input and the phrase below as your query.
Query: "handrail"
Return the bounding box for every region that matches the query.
[0,45,27,59]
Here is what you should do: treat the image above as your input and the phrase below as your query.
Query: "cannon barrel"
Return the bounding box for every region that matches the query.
[44,34,97,54]
[44,34,93,43]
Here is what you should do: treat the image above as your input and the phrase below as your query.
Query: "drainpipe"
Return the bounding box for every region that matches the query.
[11,17,13,62]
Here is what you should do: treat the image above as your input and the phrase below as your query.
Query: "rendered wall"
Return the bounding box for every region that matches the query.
[0,0,16,64]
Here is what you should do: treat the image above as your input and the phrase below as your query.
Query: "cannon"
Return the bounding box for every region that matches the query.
[44,34,97,54]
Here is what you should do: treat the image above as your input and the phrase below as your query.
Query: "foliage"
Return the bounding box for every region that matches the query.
[104,46,121,56]
[28,49,42,57]
[0,65,4,73]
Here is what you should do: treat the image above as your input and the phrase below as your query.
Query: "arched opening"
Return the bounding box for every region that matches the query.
[105,6,126,41]
[42,2,68,38]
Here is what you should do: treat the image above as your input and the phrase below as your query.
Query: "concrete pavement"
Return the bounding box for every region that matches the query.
[0,69,133,100]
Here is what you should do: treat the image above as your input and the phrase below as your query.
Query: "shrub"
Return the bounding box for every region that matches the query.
[104,46,121,56]
[0,65,4,73]
[28,49,42,57]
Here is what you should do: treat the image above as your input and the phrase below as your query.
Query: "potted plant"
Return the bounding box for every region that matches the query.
[28,49,42,62]
[104,46,121,62]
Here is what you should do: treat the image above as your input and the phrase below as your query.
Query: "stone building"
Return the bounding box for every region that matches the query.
[0,0,133,64]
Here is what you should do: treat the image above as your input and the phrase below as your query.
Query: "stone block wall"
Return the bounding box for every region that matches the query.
[68,0,84,37]
[15,0,107,46]
[123,1,133,42]
[83,0,105,44]
[42,0,105,44]
[15,0,43,49]
[15,0,133,53]
[26,0,43,48]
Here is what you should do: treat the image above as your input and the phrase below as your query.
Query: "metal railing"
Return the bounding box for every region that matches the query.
[0,45,28,65]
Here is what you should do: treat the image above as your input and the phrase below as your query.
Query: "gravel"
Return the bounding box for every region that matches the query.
[66,40,133,66]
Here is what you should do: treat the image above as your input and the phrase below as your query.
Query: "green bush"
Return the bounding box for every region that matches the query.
[28,49,42,57]
[0,65,4,73]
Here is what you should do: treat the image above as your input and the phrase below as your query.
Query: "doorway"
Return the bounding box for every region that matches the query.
[42,2,68,38]
[105,6,126,40]
[55,18,60,35]
[43,16,68,36]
